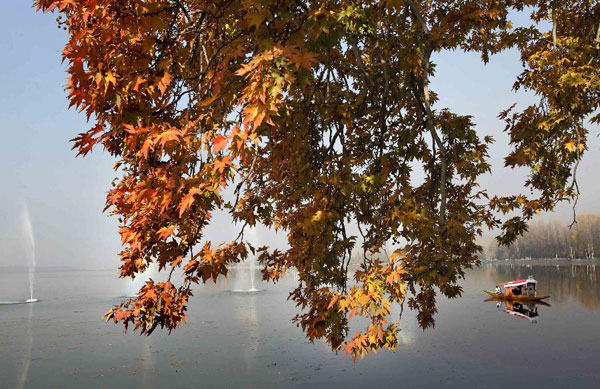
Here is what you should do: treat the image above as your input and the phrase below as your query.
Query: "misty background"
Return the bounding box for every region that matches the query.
[1,2,598,270]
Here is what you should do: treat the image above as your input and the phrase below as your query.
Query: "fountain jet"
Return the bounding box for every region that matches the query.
[22,202,37,302]
[231,226,262,293]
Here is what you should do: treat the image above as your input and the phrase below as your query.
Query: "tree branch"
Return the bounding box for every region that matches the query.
[551,8,558,49]
[350,42,374,88]
[407,0,447,225]
[172,0,191,23]
[568,127,582,229]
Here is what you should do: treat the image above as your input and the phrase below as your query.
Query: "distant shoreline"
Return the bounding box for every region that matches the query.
[481,258,600,266]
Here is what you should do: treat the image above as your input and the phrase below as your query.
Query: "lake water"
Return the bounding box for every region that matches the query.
[1,260,599,388]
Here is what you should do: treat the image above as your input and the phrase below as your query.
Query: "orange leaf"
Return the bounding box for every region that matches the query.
[178,191,197,217]
[132,75,145,92]
[212,135,228,153]
[291,51,318,70]
[157,225,176,240]
[158,72,172,95]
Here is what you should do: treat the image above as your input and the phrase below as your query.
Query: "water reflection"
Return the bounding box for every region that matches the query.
[485,298,550,324]
[139,336,156,387]
[17,302,33,389]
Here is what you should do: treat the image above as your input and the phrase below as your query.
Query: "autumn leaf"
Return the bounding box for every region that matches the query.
[158,72,172,95]
[157,128,182,147]
[213,156,231,174]
[564,141,577,152]
[291,50,319,70]
[132,75,145,92]
[157,225,176,240]
[178,191,196,217]
[212,135,228,153]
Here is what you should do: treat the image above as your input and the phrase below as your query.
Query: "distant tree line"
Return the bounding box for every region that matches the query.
[484,215,600,260]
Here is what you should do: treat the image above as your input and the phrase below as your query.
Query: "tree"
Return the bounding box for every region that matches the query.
[36,0,599,360]
[484,215,600,260]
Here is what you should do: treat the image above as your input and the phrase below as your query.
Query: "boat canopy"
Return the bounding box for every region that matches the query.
[497,278,537,288]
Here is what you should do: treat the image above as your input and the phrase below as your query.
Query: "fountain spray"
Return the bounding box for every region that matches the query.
[23,202,38,303]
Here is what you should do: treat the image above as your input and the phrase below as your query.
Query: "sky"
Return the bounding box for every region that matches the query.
[1,2,598,270]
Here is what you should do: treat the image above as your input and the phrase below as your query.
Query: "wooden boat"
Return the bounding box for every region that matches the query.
[483,290,550,302]
[484,276,550,302]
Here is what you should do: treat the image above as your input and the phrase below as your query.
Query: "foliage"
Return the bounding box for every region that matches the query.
[36,0,599,360]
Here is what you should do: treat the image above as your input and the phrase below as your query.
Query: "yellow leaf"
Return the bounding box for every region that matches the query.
[105,71,117,86]
[564,141,577,152]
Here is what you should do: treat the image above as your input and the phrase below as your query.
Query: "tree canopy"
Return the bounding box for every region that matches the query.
[36,0,599,360]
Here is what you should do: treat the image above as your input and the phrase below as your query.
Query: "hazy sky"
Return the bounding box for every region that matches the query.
[1,3,598,270]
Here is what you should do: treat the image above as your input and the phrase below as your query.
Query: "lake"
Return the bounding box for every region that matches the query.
[1,260,599,388]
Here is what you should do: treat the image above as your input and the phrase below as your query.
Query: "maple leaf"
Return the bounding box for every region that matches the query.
[564,141,577,152]
[105,71,117,87]
[157,226,176,240]
[157,128,182,147]
[291,50,319,70]
[213,156,232,174]
[58,0,75,11]
[212,135,228,153]
[132,75,145,92]
[178,189,199,217]
[158,72,172,95]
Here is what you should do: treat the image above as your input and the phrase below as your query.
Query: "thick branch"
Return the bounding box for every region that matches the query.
[350,43,375,88]
[551,8,558,49]
[407,0,447,225]
[568,127,582,229]
[406,0,432,39]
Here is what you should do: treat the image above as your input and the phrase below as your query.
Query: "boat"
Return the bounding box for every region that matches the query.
[484,276,550,302]
[484,290,550,302]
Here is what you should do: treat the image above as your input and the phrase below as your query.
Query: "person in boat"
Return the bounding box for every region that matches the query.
[513,286,522,296]
[495,285,501,294]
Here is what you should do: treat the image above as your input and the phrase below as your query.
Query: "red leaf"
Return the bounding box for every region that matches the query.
[212,135,228,153]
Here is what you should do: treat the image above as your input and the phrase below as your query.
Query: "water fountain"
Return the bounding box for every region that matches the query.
[232,226,262,293]
[23,203,38,304]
